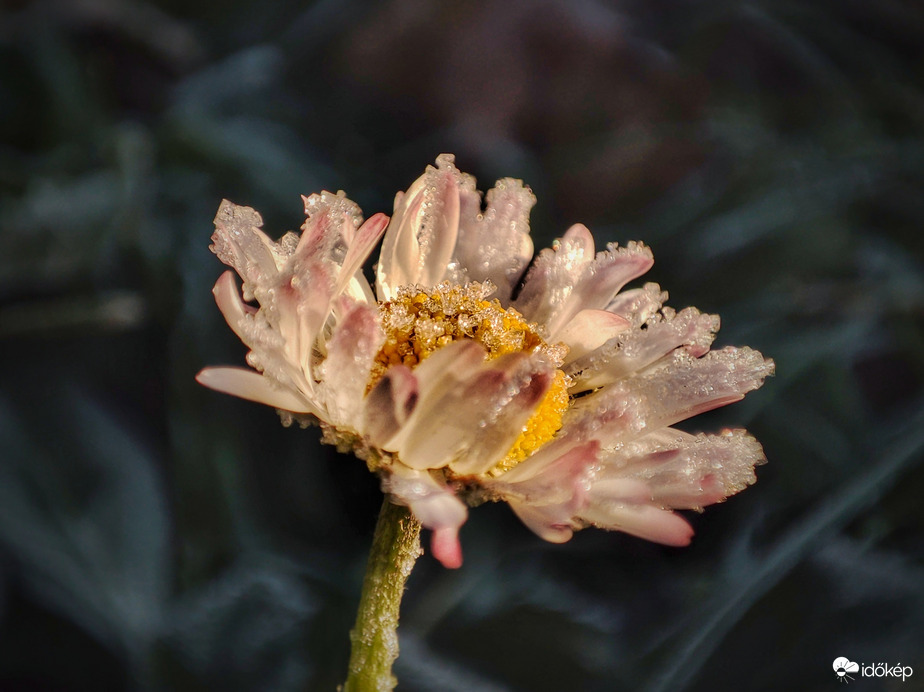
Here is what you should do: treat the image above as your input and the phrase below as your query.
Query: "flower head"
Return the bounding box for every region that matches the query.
[197,154,774,568]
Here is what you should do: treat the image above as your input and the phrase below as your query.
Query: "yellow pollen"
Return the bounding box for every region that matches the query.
[370,282,570,475]
[487,369,570,476]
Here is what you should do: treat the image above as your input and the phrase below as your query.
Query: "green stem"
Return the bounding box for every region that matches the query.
[343,499,422,692]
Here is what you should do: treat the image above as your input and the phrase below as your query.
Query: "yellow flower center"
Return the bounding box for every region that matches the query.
[371,282,570,476]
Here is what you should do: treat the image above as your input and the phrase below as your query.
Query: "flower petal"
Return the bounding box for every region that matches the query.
[335,212,389,299]
[491,441,600,542]
[211,200,281,295]
[397,351,553,473]
[446,353,554,476]
[376,154,461,298]
[508,500,575,543]
[383,465,468,569]
[317,301,384,427]
[579,503,694,547]
[514,223,595,323]
[515,228,654,335]
[363,364,420,449]
[196,366,320,415]
[604,428,766,509]
[563,347,775,448]
[567,306,720,392]
[212,270,255,342]
[552,308,630,364]
[431,527,464,569]
[456,176,536,302]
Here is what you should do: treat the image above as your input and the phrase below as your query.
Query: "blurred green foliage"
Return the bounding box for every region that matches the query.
[1,0,922,690]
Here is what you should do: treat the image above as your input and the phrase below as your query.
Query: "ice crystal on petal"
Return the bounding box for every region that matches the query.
[198,155,774,568]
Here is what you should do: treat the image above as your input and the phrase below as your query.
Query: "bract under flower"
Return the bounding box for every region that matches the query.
[197,154,774,568]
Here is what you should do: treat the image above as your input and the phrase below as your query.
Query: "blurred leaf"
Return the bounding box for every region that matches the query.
[0,387,170,667]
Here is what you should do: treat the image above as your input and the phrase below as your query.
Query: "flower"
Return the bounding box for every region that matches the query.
[197,154,774,568]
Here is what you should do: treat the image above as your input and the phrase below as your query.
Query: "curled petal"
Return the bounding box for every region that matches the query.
[383,465,468,568]
[490,441,600,542]
[398,351,553,474]
[508,500,575,543]
[382,340,487,461]
[335,212,389,299]
[376,154,462,299]
[212,270,255,342]
[363,365,419,448]
[211,200,281,295]
[431,527,463,569]
[605,282,667,327]
[517,232,654,335]
[298,190,363,264]
[514,224,595,323]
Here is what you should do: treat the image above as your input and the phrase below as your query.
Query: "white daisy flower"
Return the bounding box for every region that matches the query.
[197,154,774,568]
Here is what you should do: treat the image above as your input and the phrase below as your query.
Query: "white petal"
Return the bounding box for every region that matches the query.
[376,154,462,298]
[317,301,384,427]
[456,177,536,302]
[508,500,575,543]
[567,307,720,392]
[196,366,319,415]
[382,341,487,458]
[298,190,363,264]
[514,224,595,323]
[363,365,419,448]
[552,309,630,364]
[211,200,280,294]
[579,503,694,547]
[604,429,766,510]
[562,347,775,447]
[605,282,666,326]
[446,354,554,476]
[545,241,654,336]
[212,270,255,342]
[397,351,553,473]
[335,212,389,298]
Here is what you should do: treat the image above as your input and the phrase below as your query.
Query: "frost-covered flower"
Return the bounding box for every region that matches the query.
[197,154,774,568]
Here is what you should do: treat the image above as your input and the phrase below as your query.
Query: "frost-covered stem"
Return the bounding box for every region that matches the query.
[343,499,422,692]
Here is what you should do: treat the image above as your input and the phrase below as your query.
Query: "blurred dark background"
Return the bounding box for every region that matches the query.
[1,0,923,690]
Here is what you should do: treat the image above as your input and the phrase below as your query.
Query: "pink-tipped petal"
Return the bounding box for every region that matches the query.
[563,347,775,446]
[431,527,464,569]
[544,241,655,336]
[335,212,389,298]
[384,466,468,568]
